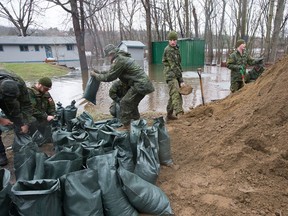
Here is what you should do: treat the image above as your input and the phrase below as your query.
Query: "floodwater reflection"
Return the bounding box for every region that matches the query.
[49,65,231,115]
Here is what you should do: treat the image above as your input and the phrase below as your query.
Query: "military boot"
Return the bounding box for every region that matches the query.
[166,110,178,120]
[176,111,185,119]
[0,152,8,166]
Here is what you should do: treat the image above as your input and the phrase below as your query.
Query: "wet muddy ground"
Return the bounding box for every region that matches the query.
[49,65,231,115]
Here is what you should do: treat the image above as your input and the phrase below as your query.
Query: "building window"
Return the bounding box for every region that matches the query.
[66,44,74,51]
[19,45,29,52]
[34,45,40,51]
[0,45,3,51]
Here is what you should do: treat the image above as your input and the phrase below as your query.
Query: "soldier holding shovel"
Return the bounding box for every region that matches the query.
[226,39,262,93]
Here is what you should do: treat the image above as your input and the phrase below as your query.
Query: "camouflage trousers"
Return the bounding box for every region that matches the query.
[120,87,145,126]
[230,80,245,93]
[109,101,120,118]
[166,79,183,115]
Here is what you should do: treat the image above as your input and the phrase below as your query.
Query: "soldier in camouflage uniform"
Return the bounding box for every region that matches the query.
[109,80,130,118]
[90,44,155,129]
[28,77,56,142]
[226,39,260,93]
[162,31,186,120]
[0,69,34,166]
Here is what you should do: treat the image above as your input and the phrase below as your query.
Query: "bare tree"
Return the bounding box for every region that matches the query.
[141,0,152,65]
[47,0,114,78]
[269,0,285,62]
[0,0,43,36]
[192,5,199,38]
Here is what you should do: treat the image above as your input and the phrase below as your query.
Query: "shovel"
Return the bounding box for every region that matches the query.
[197,68,205,105]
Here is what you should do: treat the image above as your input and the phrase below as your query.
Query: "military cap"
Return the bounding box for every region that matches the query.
[167,31,178,40]
[104,44,117,57]
[38,77,52,88]
[0,79,20,98]
[236,39,245,48]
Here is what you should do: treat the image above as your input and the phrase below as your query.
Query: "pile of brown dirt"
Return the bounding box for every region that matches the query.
[161,55,288,215]
[2,55,288,215]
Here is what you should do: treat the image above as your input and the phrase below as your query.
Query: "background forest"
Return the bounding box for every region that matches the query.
[0,0,288,74]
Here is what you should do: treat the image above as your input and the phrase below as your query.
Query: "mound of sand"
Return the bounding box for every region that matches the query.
[161,55,288,215]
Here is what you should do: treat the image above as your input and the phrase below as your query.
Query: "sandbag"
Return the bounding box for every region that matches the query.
[52,129,73,152]
[83,75,100,105]
[134,131,160,185]
[117,166,173,215]
[87,150,138,216]
[153,117,173,165]
[63,100,78,131]
[114,133,135,172]
[0,168,12,216]
[76,111,94,128]
[33,152,49,180]
[44,151,83,179]
[14,142,39,181]
[130,119,148,163]
[11,179,62,216]
[12,133,35,153]
[61,169,104,216]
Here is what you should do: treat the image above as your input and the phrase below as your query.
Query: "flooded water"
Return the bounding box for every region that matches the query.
[49,64,231,115]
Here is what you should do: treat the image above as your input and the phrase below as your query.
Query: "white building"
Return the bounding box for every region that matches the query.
[118,40,146,68]
[0,36,79,67]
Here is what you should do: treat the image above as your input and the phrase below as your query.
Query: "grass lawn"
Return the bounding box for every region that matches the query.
[0,63,70,82]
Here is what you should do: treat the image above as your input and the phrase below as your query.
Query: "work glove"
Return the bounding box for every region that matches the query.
[239,65,245,74]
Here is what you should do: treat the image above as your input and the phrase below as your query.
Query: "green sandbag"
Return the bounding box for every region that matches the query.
[11,179,62,216]
[64,100,78,131]
[83,76,100,105]
[114,133,135,172]
[0,169,12,216]
[61,169,104,216]
[44,151,83,179]
[117,166,173,215]
[14,142,39,181]
[33,152,49,180]
[134,131,160,185]
[153,117,173,165]
[87,150,138,216]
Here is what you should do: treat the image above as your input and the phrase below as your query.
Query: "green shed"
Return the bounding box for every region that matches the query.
[152,38,205,68]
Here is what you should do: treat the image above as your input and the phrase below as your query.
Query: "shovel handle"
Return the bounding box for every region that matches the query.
[197,68,205,105]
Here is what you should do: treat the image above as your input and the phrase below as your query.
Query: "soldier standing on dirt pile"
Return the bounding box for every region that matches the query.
[90,44,155,130]
[109,80,130,118]
[0,69,34,166]
[162,30,186,120]
[226,39,264,93]
[28,77,56,143]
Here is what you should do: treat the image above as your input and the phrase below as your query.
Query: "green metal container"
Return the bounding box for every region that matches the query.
[152,38,205,68]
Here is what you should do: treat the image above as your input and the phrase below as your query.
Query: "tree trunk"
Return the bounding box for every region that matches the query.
[264,0,275,62]
[192,5,199,38]
[269,0,285,63]
[70,0,89,86]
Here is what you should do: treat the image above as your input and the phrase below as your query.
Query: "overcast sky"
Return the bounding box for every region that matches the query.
[0,4,72,31]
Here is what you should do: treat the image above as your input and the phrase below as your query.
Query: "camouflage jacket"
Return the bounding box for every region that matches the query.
[28,85,56,121]
[162,44,184,83]
[96,50,155,95]
[109,80,129,102]
[0,69,34,126]
[226,49,256,81]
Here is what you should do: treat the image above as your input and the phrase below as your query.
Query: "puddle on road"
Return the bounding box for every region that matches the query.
[49,65,231,115]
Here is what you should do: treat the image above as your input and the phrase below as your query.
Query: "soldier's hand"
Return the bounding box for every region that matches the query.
[90,70,97,77]
[47,115,55,122]
[0,118,13,126]
[20,124,29,134]
[180,82,185,87]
